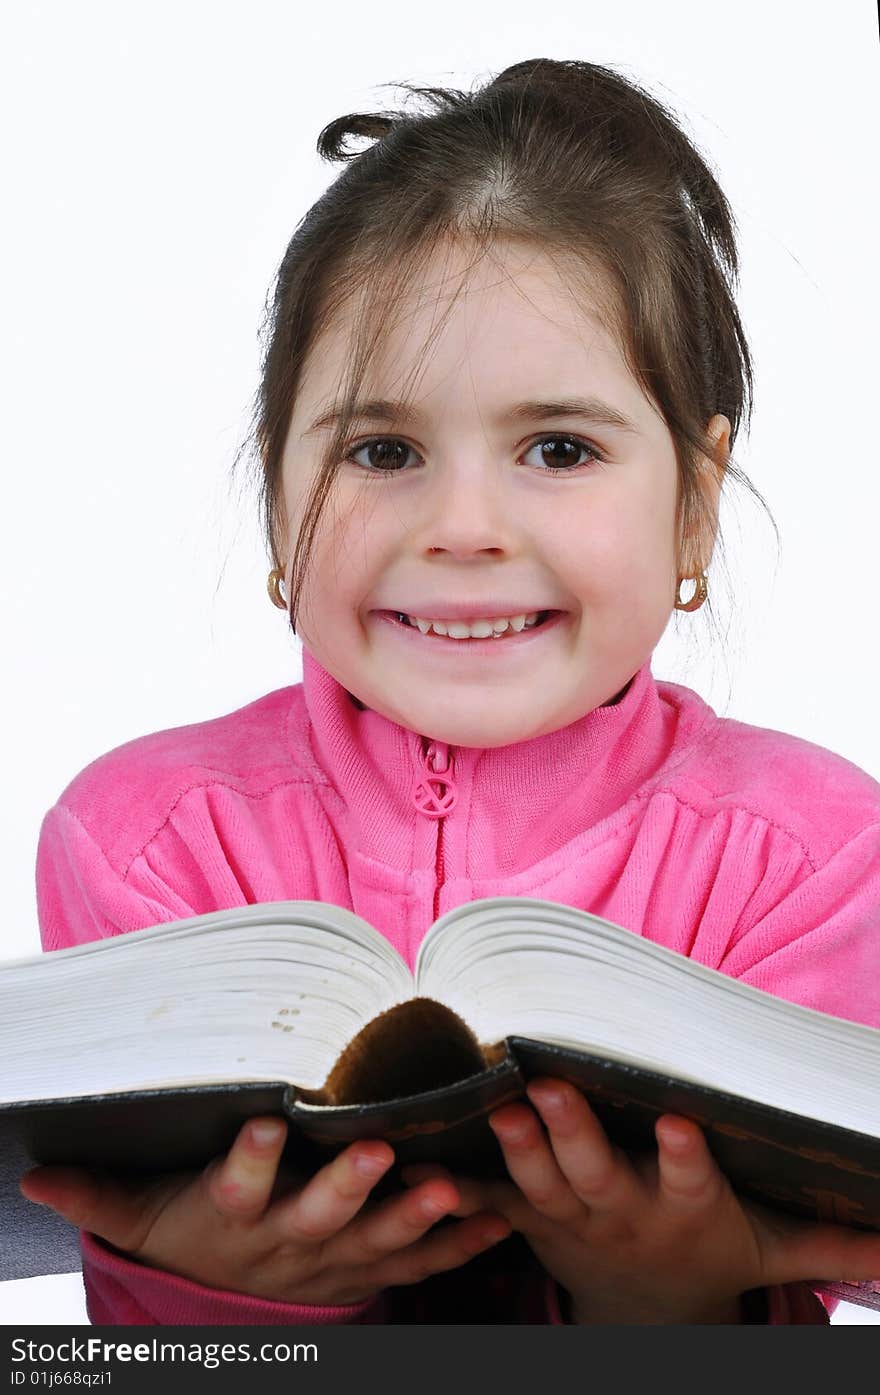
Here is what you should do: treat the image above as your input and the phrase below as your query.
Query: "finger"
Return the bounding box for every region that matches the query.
[525,1080,642,1214]
[487,1097,583,1224]
[273,1139,395,1244]
[790,1231,880,1288]
[19,1165,110,1224]
[342,1175,476,1265]
[654,1115,727,1214]
[203,1116,290,1220]
[373,1210,513,1289]
[749,1206,880,1290]
[400,1163,525,1223]
[19,1164,182,1254]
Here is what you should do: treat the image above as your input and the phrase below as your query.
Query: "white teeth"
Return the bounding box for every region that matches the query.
[407,611,542,639]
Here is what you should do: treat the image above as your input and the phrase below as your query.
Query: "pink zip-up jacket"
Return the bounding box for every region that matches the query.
[34,647,880,1324]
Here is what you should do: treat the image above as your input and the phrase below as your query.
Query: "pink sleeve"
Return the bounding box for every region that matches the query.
[35,802,200,948]
[80,1232,386,1325]
[35,807,389,1326]
[717,819,880,1027]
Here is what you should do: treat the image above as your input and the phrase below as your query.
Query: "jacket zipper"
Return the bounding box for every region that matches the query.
[412,737,457,924]
[434,810,445,925]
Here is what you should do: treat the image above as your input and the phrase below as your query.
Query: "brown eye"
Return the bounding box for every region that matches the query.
[524,435,604,473]
[346,438,414,471]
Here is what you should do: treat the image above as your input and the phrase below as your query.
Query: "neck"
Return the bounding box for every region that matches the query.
[298,645,677,876]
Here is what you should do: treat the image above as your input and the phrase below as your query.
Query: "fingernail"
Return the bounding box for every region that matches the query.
[658,1123,692,1152]
[355,1150,389,1177]
[528,1083,566,1110]
[489,1116,529,1143]
[250,1120,284,1147]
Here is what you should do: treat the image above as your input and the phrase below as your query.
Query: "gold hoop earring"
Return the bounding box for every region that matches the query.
[674,571,708,612]
[267,567,287,609]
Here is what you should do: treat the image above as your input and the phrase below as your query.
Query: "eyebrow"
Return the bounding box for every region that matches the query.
[303,396,641,438]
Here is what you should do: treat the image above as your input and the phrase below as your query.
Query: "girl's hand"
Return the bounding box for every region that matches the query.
[402,1079,880,1324]
[19,1116,511,1307]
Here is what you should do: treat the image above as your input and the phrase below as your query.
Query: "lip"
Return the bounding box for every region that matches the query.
[372,609,568,655]
[382,603,561,622]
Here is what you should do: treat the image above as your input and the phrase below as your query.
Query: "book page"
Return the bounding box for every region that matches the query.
[0,901,415,1102]
[417,896,880,1137]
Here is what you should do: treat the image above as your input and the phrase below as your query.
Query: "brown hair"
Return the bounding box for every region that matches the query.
[236,57,777,648]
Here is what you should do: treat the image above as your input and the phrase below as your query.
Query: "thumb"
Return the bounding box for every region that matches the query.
[753,1205,880,1290]
[779,1226,880,1289]
[19,1164,181,1254]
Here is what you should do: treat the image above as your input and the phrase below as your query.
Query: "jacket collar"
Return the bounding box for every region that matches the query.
[300,644,683,876]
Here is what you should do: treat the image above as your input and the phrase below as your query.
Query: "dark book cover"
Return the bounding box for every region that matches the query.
[3,1032,880,1305]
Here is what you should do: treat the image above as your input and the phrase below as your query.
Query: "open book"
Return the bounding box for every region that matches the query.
[2,896,879,1310]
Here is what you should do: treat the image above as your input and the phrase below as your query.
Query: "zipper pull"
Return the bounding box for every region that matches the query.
[412,738,458,819]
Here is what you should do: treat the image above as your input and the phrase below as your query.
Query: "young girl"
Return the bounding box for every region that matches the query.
[21,58,880,1326]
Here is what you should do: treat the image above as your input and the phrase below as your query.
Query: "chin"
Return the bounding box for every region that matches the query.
[416,713,557,750]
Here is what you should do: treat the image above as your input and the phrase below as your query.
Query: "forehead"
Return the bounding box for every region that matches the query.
[292,239,651,427]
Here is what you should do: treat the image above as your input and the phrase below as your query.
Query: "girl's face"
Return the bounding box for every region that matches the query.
[280,241,729,748]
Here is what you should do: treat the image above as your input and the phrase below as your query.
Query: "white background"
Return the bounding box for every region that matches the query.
[2,0,878,1325]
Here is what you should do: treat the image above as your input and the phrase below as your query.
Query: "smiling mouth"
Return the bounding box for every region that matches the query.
[377,609,565,644]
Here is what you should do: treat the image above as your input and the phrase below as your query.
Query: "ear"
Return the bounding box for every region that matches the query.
[680,414,730,575]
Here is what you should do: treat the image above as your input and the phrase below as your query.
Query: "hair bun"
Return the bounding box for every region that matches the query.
[317,111,396,161]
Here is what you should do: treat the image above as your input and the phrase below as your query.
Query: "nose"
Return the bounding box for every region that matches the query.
[415,459,517,559]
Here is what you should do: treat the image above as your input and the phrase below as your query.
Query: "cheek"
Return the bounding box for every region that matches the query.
[552,498,677,618]
[598,479,677,561]
[552,499,670,577]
